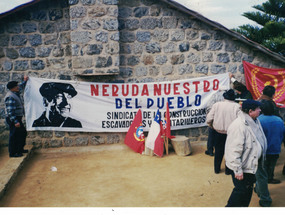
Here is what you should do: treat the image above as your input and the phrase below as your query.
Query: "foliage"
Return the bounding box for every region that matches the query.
[232,0,285,56]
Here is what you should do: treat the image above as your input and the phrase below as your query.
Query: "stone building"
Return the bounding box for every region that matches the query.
[0,0,285,148]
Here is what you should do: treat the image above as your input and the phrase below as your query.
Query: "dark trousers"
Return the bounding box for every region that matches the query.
[6,116,27,156]
[226,169,256,207]
[206,127,216,153]
[255,158,272,206]
[213,132,227,173]
[265,154,279,180]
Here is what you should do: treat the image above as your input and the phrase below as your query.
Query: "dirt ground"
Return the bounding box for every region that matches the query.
[0,142,285,207]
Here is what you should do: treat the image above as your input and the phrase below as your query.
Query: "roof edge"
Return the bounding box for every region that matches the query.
[0,0,285,64]
[0,0,42,19]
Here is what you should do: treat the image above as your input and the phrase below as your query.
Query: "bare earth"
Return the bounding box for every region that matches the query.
[0,143,285,207]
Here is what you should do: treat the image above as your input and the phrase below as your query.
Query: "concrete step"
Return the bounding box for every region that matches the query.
[0,145,34,200]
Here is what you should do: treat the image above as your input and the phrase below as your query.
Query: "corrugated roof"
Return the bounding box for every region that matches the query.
[1,0,285,64]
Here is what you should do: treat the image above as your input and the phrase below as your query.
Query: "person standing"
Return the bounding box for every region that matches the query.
[206,89,241,174]
[258,85,285,180]
[229,73,253,100]
[4,76,28,157]
[258,100,284,184]
[253,100,284,207]
[205,86,228,156]
[258,85,281,118]
[225,99,267,207]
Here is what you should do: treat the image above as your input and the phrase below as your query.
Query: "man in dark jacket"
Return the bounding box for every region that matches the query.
[229,73,253,100]
[4,77,28,157]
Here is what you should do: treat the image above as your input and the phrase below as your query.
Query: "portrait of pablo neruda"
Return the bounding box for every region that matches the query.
[32,82,82,128]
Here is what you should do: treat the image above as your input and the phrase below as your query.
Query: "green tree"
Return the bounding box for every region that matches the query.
[233,0,285,56]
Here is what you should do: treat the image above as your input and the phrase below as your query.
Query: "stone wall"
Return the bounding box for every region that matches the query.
[69,0,119,75]
[0,0,121,148]
[0,0,285,148]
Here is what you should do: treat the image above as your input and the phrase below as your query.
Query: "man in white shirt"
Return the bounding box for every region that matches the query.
[206,89,241,174]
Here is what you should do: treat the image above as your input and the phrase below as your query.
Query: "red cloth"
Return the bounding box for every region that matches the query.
[124,109,145,154]
[243,61,285,107]
[154,134,164,157]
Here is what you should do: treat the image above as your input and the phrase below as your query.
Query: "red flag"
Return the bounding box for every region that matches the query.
[243,61,285,107]
[124,109,145,154]
[165,102,175,139]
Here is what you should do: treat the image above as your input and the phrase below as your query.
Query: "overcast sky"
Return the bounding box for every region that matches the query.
[0,0,267,28]
[176,0,267,28]
[0,0,32,14]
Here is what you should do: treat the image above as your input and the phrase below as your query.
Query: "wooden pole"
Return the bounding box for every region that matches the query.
[164,136,169,155]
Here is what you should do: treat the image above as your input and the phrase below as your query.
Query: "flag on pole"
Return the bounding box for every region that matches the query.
[164,102,175,139]
[124,109,145,154]
[243,61,285,107]
[145,109,164,157]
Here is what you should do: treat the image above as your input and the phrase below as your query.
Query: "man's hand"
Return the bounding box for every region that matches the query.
[235,172,243,180]
[15,122,20,128]
[229,72,234,79]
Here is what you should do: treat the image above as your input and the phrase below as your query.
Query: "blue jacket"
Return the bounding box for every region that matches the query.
[258,114,285,155]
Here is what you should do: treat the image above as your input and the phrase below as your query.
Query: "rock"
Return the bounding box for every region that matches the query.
[171,135,192,156]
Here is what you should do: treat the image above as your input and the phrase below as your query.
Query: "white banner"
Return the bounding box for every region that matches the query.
[24,73,230,132]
